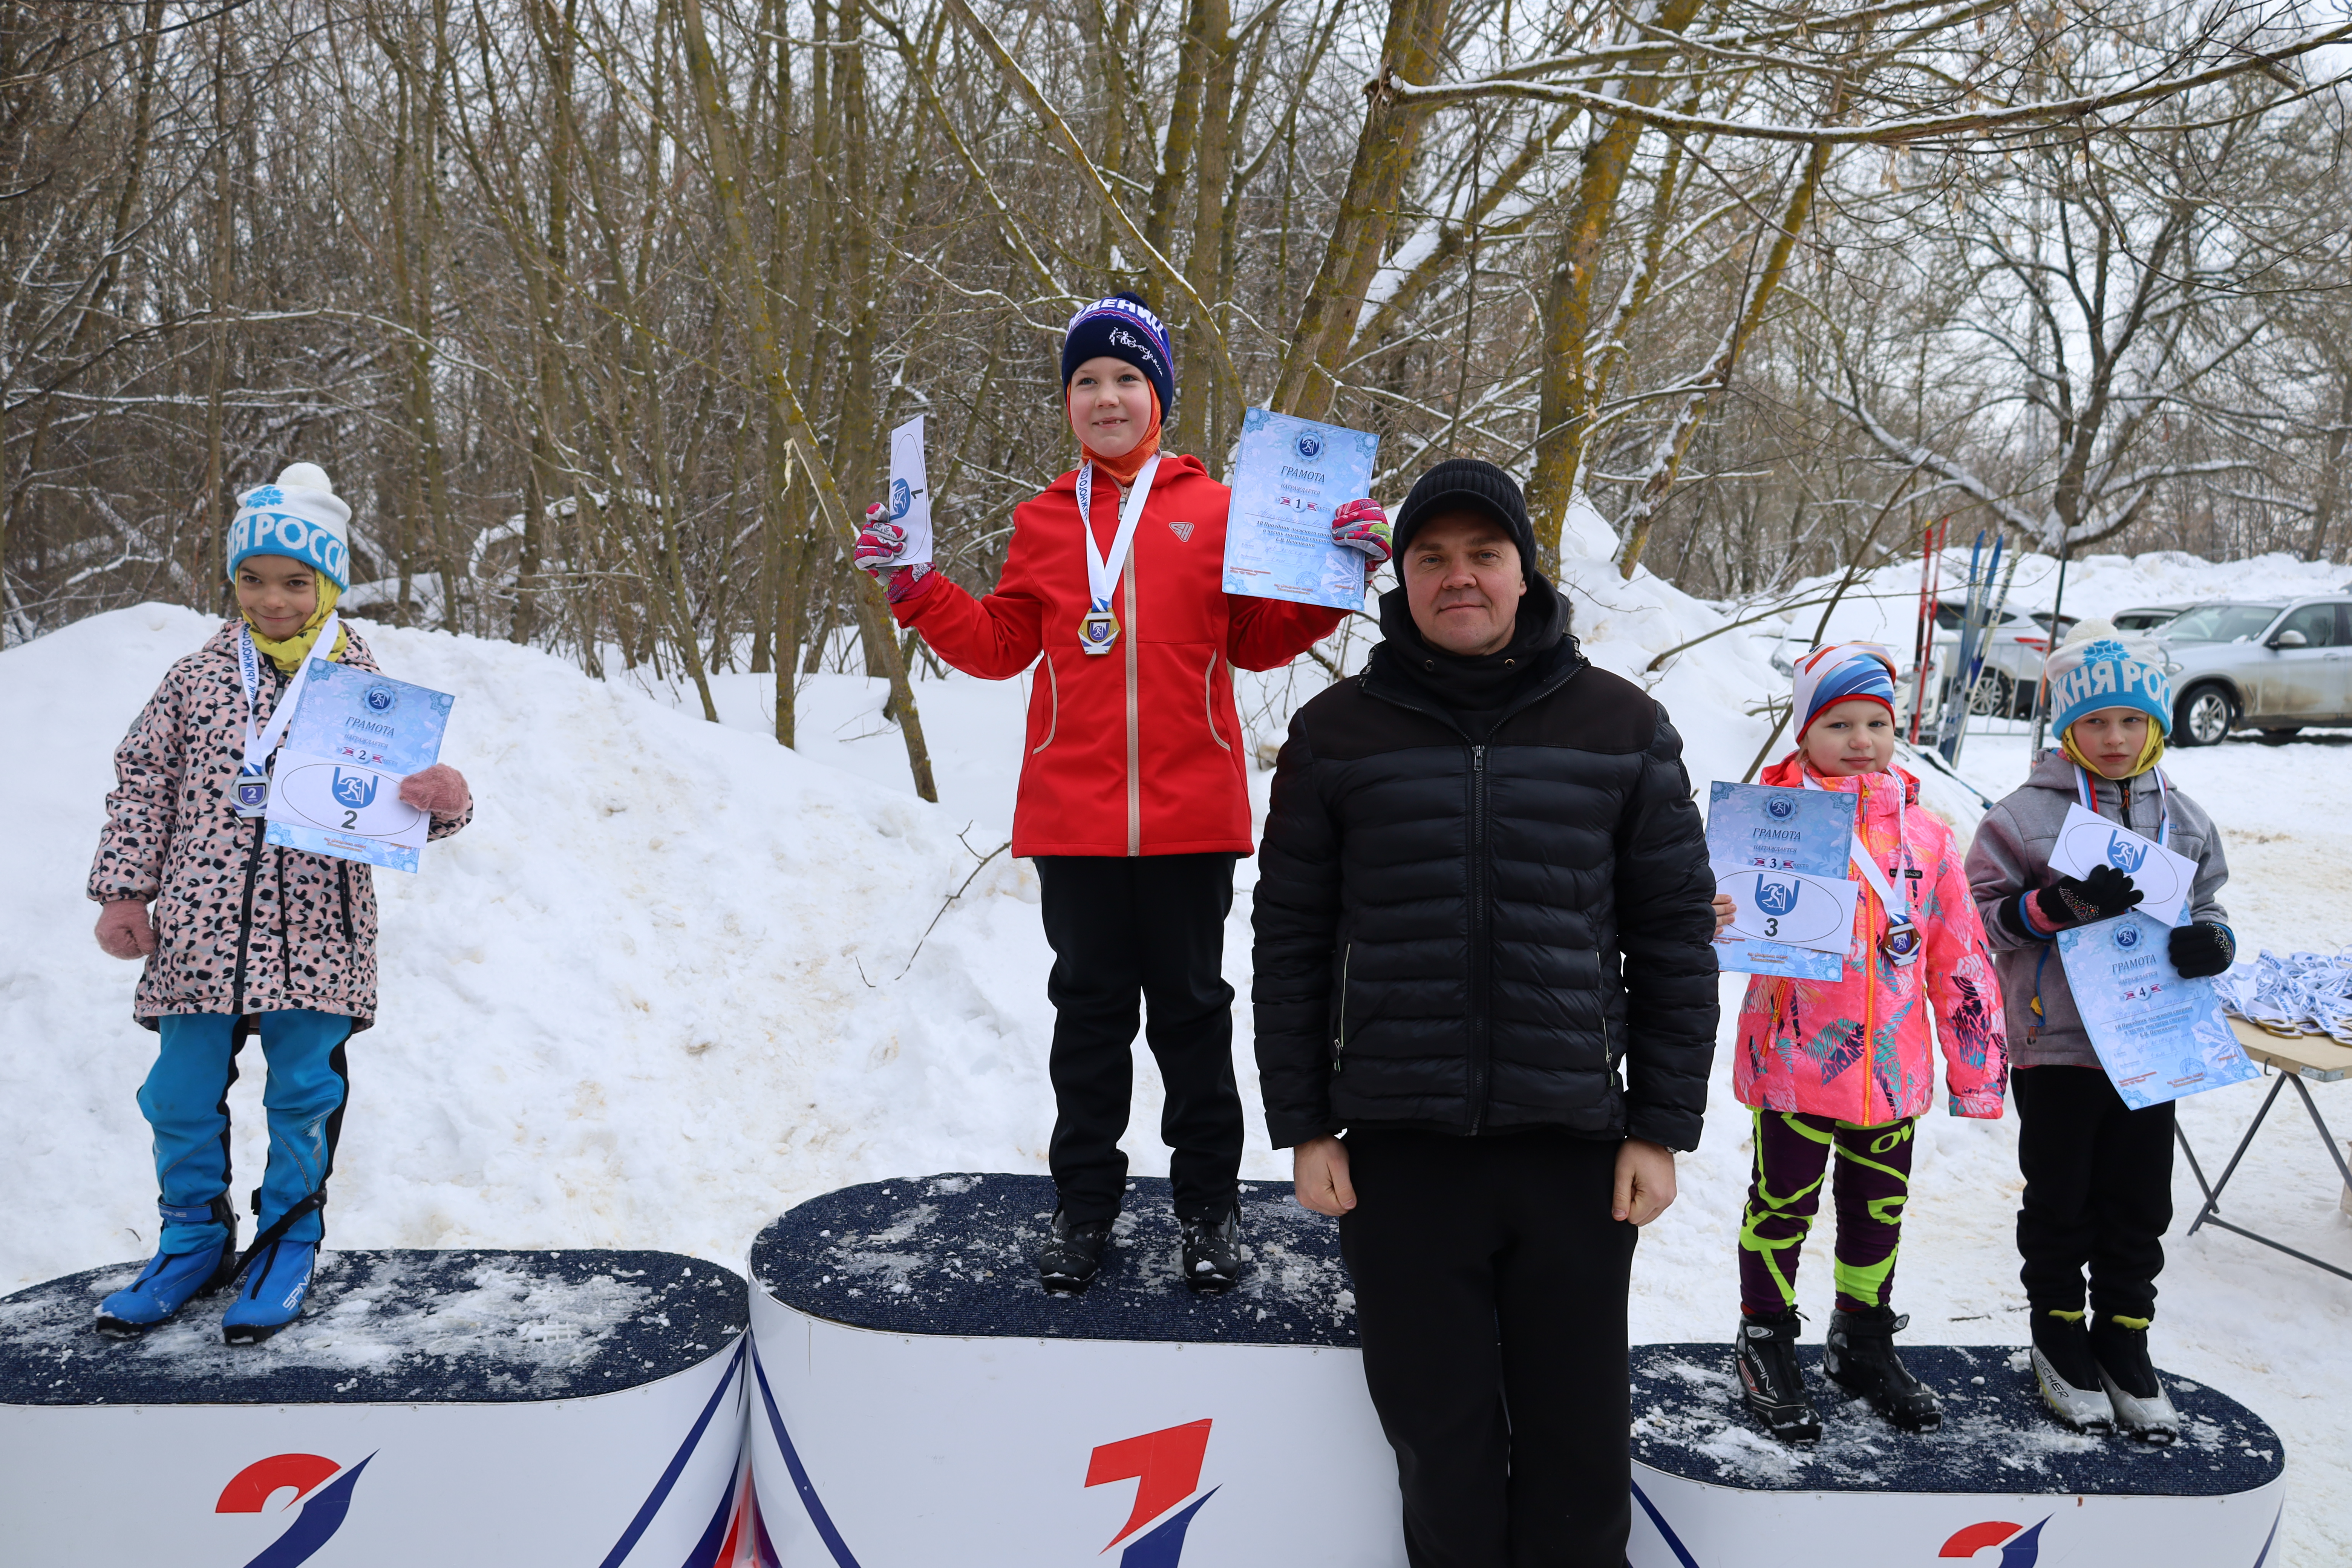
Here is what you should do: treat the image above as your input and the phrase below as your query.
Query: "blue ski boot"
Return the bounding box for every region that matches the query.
[96,1200,239,1339]
[222,1239,318,1345]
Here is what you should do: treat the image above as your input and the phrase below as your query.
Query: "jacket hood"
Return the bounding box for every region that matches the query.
[1369,571,1577,721]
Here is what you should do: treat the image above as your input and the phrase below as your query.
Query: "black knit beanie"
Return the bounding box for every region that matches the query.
[1391,458,1539,568]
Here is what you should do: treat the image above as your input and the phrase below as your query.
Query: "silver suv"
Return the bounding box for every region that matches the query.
[2156,597,2352,744]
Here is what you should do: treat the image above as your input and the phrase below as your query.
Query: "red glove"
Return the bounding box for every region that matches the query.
[855,507,910,576]
[95,899,155,960]
[1331,499,1392,580]
[400,763,471,819]
[856,505,937,604]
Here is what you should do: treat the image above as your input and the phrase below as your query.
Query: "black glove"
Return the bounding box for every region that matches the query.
[2168,922,2236,979]
[2005,863,2144,937]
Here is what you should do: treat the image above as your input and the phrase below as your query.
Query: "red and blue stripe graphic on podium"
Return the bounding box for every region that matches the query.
[215,1452,374,1567]
[1938,1519,2047,1564]
[1086,1419,1219,1566]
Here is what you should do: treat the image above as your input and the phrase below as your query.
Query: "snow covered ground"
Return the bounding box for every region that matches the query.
[3,546,2348,1562]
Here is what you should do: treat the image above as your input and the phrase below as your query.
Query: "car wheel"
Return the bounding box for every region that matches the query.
[1966,669,2016,717]
[2258,727,2301,745]
[2175,684,2236,746]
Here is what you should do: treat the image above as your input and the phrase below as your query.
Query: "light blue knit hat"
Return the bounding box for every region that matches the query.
[226,462,352,591]
[2045,617,2171,737]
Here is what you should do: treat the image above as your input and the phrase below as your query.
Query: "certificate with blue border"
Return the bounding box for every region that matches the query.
[2056,912,2257,1107]
[264,659,455,873]
[1221,407,1379,611]
[1706,781,1859,982]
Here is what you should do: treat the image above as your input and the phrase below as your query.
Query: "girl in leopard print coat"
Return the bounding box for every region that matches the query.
[86,462,472,1345]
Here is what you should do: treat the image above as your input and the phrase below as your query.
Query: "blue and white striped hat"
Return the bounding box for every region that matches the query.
[227,462,351,591]
[1792,642,1898,740]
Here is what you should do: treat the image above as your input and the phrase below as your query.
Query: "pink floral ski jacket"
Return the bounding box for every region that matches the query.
[1733,757,2007,1124]
[87,621,471,1028]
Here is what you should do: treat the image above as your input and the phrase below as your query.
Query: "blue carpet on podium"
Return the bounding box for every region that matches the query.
[753,1172,1355,1344]
[0,1248,746,1404]
[1630,1341,2283,1497]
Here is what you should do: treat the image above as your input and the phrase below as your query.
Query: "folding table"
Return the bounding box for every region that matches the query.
[2177,1018,2352,1283]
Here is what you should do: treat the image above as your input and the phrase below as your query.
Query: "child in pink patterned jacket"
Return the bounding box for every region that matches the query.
[1728,642,2006,1445]
[86,463,473,1346]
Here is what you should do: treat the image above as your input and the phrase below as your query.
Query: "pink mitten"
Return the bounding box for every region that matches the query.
[95,899,156,960]
[1331,498,1392,578]
[400,763,472,818]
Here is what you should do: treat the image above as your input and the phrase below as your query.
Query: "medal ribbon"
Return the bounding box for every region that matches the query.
[2075,762,2169,846]
[1803,767,1915,934]
[1073,455,1162,616]
[236,611,343,778]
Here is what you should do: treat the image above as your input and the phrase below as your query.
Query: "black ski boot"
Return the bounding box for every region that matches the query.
[1035,1211,1113,1295]
[1179,1208,1243,1294]
[2029,1308,2114,1433]
[1824,1305,1943,1432]
[2089,1314,2180,1445]
[1735,1309,1822,1444]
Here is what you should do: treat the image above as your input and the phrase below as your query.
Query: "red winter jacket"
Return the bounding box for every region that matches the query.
[894,452,1345,857]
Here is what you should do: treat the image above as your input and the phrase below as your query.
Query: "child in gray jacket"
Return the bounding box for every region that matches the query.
[1964,620,2234,1444]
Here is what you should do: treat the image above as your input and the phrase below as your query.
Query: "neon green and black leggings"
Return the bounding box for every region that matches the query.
[1739,1110,1916,1315]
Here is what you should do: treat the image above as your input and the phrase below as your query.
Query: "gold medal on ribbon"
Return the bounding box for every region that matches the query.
[1080,607,1119,654]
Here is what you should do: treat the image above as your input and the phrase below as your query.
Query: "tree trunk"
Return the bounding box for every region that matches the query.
[1267,0,1453,421]
[675,0,937,801]
[1522,0,1706,559]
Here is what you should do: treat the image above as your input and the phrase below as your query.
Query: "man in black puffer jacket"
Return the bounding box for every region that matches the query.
[1253,458,1718,1567]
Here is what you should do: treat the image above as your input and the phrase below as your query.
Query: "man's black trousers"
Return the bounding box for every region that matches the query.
[1034,852,1242,1223]
[2014,1064,2174,1320]
[1339,1128,1638,1568]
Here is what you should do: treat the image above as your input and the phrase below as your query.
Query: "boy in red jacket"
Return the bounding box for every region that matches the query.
[854,294,1383,1294]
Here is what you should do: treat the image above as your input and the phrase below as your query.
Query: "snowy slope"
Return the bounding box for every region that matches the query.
[5,576,2349,1563]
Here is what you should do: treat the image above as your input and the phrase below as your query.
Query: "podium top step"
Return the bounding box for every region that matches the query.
[0,1250,746,1407]
[753,1174,1357,1347]
[1631,1343,2283,1497]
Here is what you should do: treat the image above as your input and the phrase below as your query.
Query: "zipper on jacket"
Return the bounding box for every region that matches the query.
[1332,942,1352,1073]
[227,816,267,1015]
[1123,548,1141,856]
[338,862,355,943]
[1468,742,1493,1133]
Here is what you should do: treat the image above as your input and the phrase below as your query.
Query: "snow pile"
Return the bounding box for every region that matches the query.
[1776,547,2347,653]
[0,604,1064,1288]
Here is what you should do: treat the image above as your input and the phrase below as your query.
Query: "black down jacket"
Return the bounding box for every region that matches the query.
[1251,640,1719,1152]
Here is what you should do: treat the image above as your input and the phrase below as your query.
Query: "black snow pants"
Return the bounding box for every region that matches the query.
[2014,1064,2175,1321]
[1034,852,1243,1223]
[1338,1127,1639,1568]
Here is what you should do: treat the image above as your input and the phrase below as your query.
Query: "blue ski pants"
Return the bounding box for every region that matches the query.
[141,1010,352,1253]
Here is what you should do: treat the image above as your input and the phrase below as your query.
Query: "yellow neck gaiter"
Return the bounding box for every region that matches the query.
[2060,723,2166,782]
[243,580,346,674]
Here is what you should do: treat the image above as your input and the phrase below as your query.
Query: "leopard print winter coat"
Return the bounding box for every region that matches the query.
[87,621,472,1028]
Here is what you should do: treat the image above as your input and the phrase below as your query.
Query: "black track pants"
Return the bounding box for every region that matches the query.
[1034,852,1242,1223]
[1338,1129,1638,1568]
[2014,1064,2174,1321]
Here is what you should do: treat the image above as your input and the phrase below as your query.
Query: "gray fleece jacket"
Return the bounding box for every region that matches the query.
[1963,750,2231,1070]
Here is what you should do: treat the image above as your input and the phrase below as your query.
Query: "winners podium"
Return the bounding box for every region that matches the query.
[0,1248,748,1564]
[1628,1343,2286,1567]
[748,1176,2294,1568]
[745,1174,1401,1566]
[3,1191,2297,1567]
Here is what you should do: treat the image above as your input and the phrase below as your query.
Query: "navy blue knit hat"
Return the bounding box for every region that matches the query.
[1061,292,1175,416]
